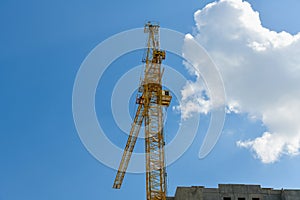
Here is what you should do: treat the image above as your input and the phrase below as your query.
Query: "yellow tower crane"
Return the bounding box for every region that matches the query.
[113,22,172,200]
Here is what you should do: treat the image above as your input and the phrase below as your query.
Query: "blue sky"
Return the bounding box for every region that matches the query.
[1,0,300,200]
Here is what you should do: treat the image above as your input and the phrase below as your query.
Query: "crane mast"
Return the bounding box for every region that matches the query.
[113,22,172,200]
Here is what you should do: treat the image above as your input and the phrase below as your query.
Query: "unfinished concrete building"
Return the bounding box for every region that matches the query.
[167,184,300,200]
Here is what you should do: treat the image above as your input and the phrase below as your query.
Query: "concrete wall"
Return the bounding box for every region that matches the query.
[168,184,300,200]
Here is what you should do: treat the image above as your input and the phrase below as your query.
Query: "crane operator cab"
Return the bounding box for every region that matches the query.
[161,90,171,106]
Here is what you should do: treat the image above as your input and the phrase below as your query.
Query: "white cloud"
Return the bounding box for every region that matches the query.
[173,59,211,119]
[180,0,300,163]
[174,79,211,119]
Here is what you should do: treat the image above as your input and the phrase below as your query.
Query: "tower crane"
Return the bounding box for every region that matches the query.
[113,22,172,200]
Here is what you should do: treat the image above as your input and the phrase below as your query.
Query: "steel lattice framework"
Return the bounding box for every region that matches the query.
[113,22,172,200]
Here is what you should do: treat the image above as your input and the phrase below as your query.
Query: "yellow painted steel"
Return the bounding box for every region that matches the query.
[113,103,144,189]
[113,22,172,200]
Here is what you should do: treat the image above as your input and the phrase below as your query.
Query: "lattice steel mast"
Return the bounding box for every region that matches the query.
[113,22,172,200]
